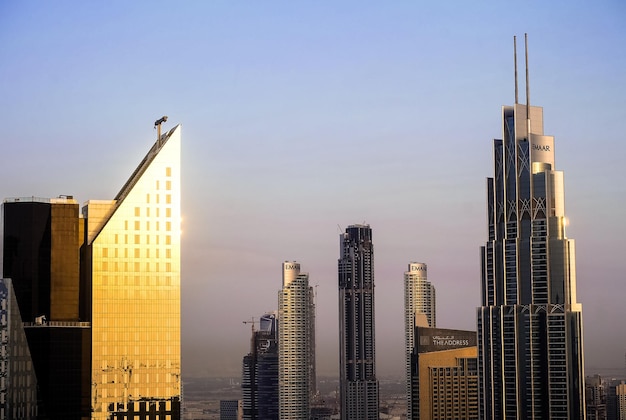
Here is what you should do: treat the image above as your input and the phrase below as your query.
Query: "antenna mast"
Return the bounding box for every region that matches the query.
[154,116,168,143]
[525,33,530,120]
[514,35,518,104]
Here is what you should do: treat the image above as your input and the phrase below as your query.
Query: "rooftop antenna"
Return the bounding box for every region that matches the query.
[514,35,518,104]
[525,33,530,120]
[154,116,168,143]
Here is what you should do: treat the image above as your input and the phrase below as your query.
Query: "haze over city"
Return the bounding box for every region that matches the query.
[1,1,625,381]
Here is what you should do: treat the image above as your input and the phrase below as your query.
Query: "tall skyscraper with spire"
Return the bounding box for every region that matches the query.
[404,262,435,418]
[477,35,585,419]
[278,261,313,420]
[338,224,379,420]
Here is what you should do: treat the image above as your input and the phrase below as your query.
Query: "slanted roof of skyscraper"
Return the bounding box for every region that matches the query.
[87,123,180,244]
[114,124,180,203]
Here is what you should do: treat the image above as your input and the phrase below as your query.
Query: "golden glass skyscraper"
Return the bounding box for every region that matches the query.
[84,125,181,419]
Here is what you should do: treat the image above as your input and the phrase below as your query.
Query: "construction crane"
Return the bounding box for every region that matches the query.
[242,317,259,355]
[242,317,258,333]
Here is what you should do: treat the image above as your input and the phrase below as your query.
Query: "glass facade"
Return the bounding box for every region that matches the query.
[2,197,81,323]
[0,278,38,419]
[2,197,89,417]
[241,312,279,420]
[85,126,181,419]
[257,313,279,420]
[477,101,585,419]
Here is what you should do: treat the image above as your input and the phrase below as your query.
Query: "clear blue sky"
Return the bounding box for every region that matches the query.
[1,1,625,378]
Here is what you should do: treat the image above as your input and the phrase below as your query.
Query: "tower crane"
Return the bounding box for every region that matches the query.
[242,317,258,333]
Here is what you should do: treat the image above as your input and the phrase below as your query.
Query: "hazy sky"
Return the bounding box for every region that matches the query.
[1,2,625,378]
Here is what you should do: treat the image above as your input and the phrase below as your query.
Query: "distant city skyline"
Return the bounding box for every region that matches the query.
[1,2,625,380]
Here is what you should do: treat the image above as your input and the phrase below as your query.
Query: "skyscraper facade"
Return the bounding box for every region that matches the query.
[278,261,312,420]
[257,313,279,420]
[2,196,81,322]
[84,125,182,419]
[477,37,585,419]
[0,278,38,419]
[241,312,279,420]
[338,225,378,420]
[2,197,90,418]
[410,326,478,420]
[404,262,435,419]
[586,375,607,420]
[1,124,182,419]
[308,284,317,403]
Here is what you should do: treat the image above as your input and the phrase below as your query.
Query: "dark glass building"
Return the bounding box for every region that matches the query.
[477,37,585,419]
[0,278,38,419]
[242,312,278,420]
[338,224,378,420]
[2,197,81,323]
[2,197,90,418]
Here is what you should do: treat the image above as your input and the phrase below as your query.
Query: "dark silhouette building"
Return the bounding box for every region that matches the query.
[2,197,90,418]
[242,312,279,420]
[0,278,38,419]
[338,224,378,420]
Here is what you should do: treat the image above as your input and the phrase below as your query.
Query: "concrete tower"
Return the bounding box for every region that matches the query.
[278,262,312,420]
[404,262,436,418]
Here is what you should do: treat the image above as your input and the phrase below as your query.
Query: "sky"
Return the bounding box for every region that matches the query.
[1,1,625,379]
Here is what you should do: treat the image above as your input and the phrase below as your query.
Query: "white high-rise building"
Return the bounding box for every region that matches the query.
[404,262,435,419]
[278,261,312,420]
